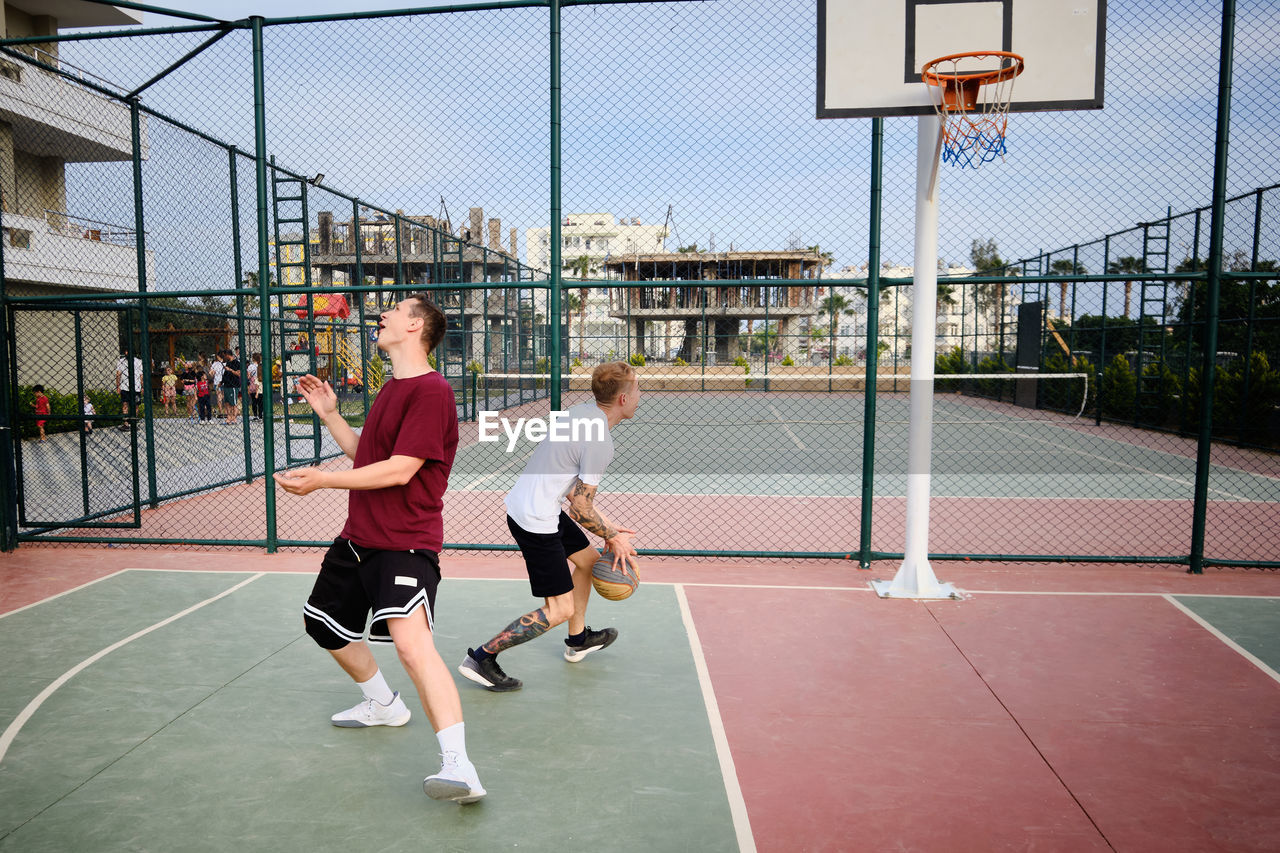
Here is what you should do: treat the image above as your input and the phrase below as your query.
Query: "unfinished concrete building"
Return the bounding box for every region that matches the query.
[312,206,534,367]
[602,250,826,362]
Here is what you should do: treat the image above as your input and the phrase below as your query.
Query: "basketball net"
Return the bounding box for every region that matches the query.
[922,51,1024,169]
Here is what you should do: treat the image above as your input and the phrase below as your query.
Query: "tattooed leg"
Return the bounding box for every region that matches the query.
[481,608,552,655]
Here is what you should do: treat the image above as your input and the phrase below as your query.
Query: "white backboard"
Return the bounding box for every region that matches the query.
[817,0,1106,118]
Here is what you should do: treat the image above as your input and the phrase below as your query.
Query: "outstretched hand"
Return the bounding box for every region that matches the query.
[273,467,327,496]
[295,374,338,420]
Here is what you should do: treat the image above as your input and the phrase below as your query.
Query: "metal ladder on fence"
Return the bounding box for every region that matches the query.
[270,165,323,464]
[1135,209,1172,424]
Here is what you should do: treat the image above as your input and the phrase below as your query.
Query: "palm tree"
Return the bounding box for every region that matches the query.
[564,255,593,359]
[819,292,857,342]
[568,254,592,280]
[564,291,586,359]
[807,244,835,272]
[1049,259,1086,320]
[1106,256,1148,319]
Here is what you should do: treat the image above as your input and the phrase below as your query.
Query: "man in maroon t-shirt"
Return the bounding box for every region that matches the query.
[273,295,483,804]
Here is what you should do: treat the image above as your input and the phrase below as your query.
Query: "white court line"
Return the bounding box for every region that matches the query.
[457,448,534,491]
[0,572,265,766]
[1162,593,1280,684]
[984,421,1252,501]
[768,404,806,450]
[675,584,756,853]
[0,569,130,620]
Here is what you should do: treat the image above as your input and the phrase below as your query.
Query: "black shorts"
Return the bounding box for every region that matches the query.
[507,511,593,599]
[303,537,441,646]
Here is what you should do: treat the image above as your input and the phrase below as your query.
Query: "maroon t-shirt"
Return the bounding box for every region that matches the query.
[340,371,458,552]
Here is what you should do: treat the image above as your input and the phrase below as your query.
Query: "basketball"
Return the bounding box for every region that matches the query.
[591,553,640,601]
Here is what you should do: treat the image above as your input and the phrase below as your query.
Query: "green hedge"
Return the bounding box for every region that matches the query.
[14,386,122,440]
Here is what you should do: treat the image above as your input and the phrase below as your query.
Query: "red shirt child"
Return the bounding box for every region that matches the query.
[196,378,209,398]
[33,386,50,441]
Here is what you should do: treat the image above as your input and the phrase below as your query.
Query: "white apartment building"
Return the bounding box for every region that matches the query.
[1,2,152,391]
[827,262,1020,364]
[526,213,669,360]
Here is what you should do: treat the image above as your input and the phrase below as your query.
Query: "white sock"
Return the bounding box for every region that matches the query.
[436,721,469,763]
[357,670,396,705]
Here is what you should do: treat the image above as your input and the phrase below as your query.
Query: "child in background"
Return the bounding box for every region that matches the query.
[162,365,178,415]
[196,371,212,422]
[83,395,95,433]
[32,384,50,441]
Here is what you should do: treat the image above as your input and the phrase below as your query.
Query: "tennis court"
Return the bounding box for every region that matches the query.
[14,381,1276,565]
[442,384,1279,562]
[2,549,1279,852]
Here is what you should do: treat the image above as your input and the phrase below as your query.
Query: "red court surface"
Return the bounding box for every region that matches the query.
[3,548,1279,852]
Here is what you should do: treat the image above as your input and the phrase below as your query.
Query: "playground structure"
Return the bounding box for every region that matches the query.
[278,293,379,393]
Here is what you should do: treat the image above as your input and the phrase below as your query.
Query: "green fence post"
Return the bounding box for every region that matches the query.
[548,0,562,408]
[251,16,277,553]
[74,313,89,516]
[354,200,369,416]
[230,147,253,483]
[858,117,883,570]
[1189,0,1236,574]
[0,188,15,550]
[130,99,159,510]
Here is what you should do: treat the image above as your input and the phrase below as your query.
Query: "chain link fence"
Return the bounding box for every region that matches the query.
[0,0,1275,569]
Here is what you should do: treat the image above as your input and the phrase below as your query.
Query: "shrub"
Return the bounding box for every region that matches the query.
[935,345,966,393]
[1042,352,1097,414]
[834,354,854,366]
[571,357,583,367]
[1189,352,1280,444]
[628,352,646,367]
[1136,360,1182,427]
[673,357,688,366]
[934,345,966,375]
[1100,353,1136,419]
[781,355,795,366]
[15,385,114,439]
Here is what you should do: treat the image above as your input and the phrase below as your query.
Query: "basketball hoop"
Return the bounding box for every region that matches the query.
[921,51,1025,169]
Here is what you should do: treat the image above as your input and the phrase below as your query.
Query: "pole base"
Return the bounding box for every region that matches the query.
[870,558,961,600]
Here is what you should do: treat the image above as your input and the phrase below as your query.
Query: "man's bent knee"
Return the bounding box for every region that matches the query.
[304,614,352,651]
[544,595,575,626]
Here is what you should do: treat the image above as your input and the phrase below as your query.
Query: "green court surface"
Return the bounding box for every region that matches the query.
[452,390,1278,501]
[0,571,739,853]
[1171,595,1280,673]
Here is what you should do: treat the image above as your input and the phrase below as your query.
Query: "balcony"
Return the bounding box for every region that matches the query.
[2,209,153,292]
[0,49,143,163]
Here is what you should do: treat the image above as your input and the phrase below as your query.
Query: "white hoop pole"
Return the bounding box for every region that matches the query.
[871,114,958,600]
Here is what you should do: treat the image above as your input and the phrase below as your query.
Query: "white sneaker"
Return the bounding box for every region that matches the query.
[330,691,411,727]
[424,751,486,804]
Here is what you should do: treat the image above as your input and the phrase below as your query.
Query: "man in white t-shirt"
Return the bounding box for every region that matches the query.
[114,352,146,432]
[458,361,640,692]
[210,352,225,420]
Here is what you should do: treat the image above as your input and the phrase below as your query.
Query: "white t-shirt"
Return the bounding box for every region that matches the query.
[115,356,145,392]
[211,360,225,387]
[504,400,614,533]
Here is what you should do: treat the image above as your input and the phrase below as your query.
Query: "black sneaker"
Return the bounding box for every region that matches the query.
[457,649,522,692]
[564,626,618,662]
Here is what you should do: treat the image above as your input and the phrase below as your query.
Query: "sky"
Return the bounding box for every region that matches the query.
[51,0,1280,303]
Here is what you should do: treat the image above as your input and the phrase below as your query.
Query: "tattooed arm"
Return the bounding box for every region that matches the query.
[567,478,636,560]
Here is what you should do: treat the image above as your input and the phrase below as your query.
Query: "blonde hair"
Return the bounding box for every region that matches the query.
[591,361,636,405]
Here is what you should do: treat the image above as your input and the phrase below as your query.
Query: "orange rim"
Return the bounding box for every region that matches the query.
[919,50,1025,87]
